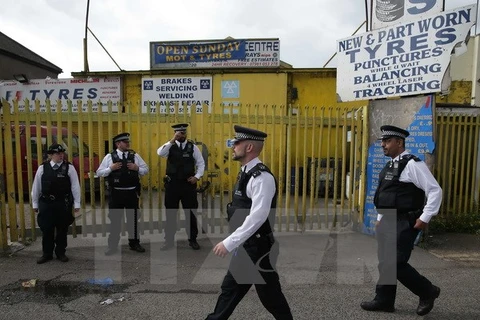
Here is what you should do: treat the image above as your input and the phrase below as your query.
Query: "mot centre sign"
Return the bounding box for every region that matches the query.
[336,4,477,102]
[150,38,280,69]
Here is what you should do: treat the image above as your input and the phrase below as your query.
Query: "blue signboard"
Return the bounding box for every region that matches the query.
[363,95,435,234]
[150,38,280,69]
[153,40,246,64]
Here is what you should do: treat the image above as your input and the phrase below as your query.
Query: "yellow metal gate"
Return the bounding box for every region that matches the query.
[0,99,367,250]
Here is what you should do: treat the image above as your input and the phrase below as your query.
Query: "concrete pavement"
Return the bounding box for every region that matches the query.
[1,231,479,319]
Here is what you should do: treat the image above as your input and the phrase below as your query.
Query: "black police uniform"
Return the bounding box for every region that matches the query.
[373,154,435,305]
[206,157,292,318]
[164,139,199,245]
[37,161,75,258]
[107,150,141,250]
[362,125,441,315]
[207,164,293,320]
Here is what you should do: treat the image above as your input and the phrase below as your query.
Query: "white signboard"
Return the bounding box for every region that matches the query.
[0,77,121,112]
[336,5,477,102]
[371,0,443,30]
[142,76,212,113]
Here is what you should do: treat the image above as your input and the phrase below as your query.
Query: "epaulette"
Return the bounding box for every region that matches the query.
[402,154,421,162]
[251,163,269,178]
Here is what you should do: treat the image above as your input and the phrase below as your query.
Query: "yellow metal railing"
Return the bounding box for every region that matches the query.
[436,113,480,216]
[0,99,365,249]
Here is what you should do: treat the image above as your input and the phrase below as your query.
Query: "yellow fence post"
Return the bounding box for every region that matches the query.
[3,100,18,242]
[0,100,8,250]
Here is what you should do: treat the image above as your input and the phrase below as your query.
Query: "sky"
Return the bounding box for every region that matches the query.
[1,0,478,78]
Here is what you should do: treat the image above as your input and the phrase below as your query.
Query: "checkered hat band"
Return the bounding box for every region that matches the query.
[382,130,406,138]
[235,132,264,141]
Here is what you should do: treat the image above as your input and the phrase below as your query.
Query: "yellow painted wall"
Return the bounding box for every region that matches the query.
[290,70,367,108]
[214,72,287,106]
[287,71,366,165]
[436,81,473,105]
[118,72,289,190]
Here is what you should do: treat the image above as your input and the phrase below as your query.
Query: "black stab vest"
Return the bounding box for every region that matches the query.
[374,154,426,214]
[166,141,195,180]
[108,151,140,189]
[41,161,72,199]
[227,163,277,237]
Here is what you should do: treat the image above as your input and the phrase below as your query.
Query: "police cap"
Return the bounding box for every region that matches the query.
[172,123,188,132]
[113,132,130,143]
[231,125,267,143]
[378,125,410,140]
[47,143,66,154]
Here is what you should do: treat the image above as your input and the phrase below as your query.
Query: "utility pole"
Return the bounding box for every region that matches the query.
[83,0,90,72]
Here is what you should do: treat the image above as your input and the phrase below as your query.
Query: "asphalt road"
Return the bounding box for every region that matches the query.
[1,231,479,319]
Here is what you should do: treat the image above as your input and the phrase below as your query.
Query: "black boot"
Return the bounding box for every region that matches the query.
[417,285,440,316]
[129,239,145,253]
[360,300,395,312]
[37,255,53,264]
[188,239,200,250]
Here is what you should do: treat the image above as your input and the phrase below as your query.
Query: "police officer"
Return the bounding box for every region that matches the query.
[361,125,442,316]
[206,125,293,320]
[31,143,81,264]
[157,123,205,250]
[96,133,149,255]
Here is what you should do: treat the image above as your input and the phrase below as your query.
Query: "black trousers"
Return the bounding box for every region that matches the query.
[108,189,140,248]
[37,198,73,257]
[164,180,198,243]
[206,236,292,320]
[375,217,434,305]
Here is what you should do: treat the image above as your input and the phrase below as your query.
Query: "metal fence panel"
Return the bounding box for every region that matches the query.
[0,99,365,248]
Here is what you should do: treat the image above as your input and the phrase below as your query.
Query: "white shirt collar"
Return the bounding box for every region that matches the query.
[49,160,62,167]
[116,149,127,156]
[392,151,409,162]
[242,157,262,173]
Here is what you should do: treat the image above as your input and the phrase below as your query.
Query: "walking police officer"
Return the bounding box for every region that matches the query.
[96,133,149,255]
[361,125,442,316]
[32,143,81,264]
[206,125,293,320]
[157,123,205,250]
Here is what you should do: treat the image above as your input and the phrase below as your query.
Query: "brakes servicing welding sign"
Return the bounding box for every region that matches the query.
[336,4,477,102]
[0,77,121,112]
[142,76,212,114]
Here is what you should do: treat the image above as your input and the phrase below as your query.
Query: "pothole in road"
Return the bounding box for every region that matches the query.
[0,280,130,305]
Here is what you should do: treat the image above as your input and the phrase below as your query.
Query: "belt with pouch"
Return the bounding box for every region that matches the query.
[40,194,63,202]
[244,232,275,246]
